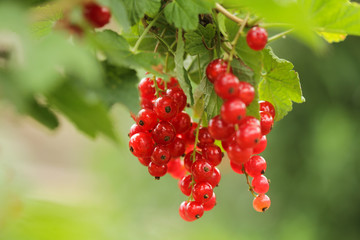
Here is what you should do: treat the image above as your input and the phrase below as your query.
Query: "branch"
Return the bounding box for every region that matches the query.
[215,3,244,25]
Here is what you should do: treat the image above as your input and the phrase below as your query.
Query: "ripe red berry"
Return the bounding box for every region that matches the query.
[252,175,270,194]
[179,175,193,196]
[214,73,240,100]
[136,108,158,131]
[203,193,216,211]
[185,201,204,221]
[184,122,198,145]
[260,111,274,135]
[148,162,167,178]
[202,144,223,166]
[152,121,176,145]
[151,145,171,165]
[154,96,178,120]
[129,132,154,158]
[138,77,155,98]
[208,115,234,140]
[166,87,187,112]
[140,97,154,110]
[221,99,246,124]
[167,158,186,179]
[227,143,253,164]
[253,135,267,154]
[246,27,268,51]
[191,160,214,182]
[170,112,191,134]
[206,59,231,83]
[207,167,221,187]
[230,161,244,174]
[259,100,275,118]
[192,182,213,204]
[244,155,267,177]
[128,123,143,137]
[184,151,203,172]
[168,77,180,88]
[179,201,193,221]
[138,157,151,166]
[238,81,255,105]
[197,127,215,148]
[253,194,271,212]
[83,2,111,28]
[168,137,186,158]
[235,123,262,149]
[240,116,261,127]
[221,133,236,152]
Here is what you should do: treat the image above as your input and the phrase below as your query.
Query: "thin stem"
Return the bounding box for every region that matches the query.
[197,54,202,81]
[244,171,257,198]
[154,28,167,53]
[260,22,292,28]
[226,14,250,72]
[152,76,160,98]
[164,52,169,73]
[191,113,204,162]
[152,33,176,56]
[267,29,294,43]
[133,9,164,52]
[215,3,244,25]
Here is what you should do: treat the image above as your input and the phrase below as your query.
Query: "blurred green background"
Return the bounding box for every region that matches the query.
[1,35,360,240]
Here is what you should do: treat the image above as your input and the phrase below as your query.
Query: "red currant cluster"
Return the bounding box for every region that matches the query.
[56,1,111,36]
[206,58,274,212]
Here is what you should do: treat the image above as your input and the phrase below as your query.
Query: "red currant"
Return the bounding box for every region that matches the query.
[206,167,221,187]
[170,112,191,134]
[253,135,267,154]
[151,145,171,165]
[184,151,203,172]
[230,161,244,174]
[154,96,178,120]
[129,132,154,158]
[202,144,223,166]
[192,182,213,204]
[179,175,193,196]
[259,100,275,118]
[214,73,240,100]
[166,87,187,112]
[83,2,111,28]
[148,162,167,178]
[203,193,216,211]
[179,201,192,221]
[138,157,151,166]
[221,99,246,124]
[168,137,186,158]
[136,108,158,131]
[208,115,234,140]
[240,116,261,127]
[252,175,270,194]
[185,201,204,221]
[246,27,268,51]
[167,158,186,179]
[253,194,271,212]
[238,81,255,105]
[227,142,253,164]
[260,111,274,135]
[206,59,231,83]
[168,77,180,89]
[138,77,155,98]
[152,121,176,145]
[244,155,267,177]
[140,97,154,110]
[191,160,214,182]
[235,123,262,148]
[197,127,215,148]
[128,123,143,137]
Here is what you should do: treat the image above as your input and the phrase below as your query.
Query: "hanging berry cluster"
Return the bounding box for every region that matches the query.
[128,26,273,221]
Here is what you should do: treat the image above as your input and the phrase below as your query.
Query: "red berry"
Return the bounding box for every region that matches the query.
[192,182,213,204]
[197,127,215,148]
[156,78,165,91]
[253,194,271,212]
[246,27,268,51]
[148,162,167,178]
[221,99,246,124]
[168,137,186,158]
[252,175,270,194]
[244,155,267,177]
[253,135,267,154]
[203,193,217,211]
[154,96,178,120]
[136,108,158,131]
[128,123,143,137]
[230,161,244,174]
[221,134,236,152]
[206,59,231,83]
[167,158,186,179]
[191,160,214,182]
[202,144,223,166]
[152,121,176,145]
[240,116,261,127]
[83,2,111,28]
[129,132,154,158]
[138,77,155,98]
[138,157,151,166]
[140,97,154,109]
[179,175,193,196]
[179,201,192,221]
[260,111,274,135]
[235,124,262,148]
[208,115,234,140]
[184,122,198,145]
[238,81,255,105]
[227,142,253,164]
[184,151,203,172]
[214,73,240,100]
[207,167,221,187]
[170,112,191,134]
[259,101,275,118]
[185,201,204,220]
[166,87,187,112]
[151,145,171,165]
[168,77,180,88]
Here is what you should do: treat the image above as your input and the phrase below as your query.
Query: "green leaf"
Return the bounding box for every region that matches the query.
[28,99,59,130]
[119,0,161,25]
[317,32,347,43]
[48,82,118,141]
[175,29,194,105]
[100,62,140,113]
[30,5,63,38]
[164,0,215,31]
[109,0,131,32]
[259,48,305,121]
[185,24,216,56]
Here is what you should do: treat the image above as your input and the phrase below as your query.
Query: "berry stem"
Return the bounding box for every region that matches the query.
[192,112,204,162]
[197,54,202,81]
[133,9,164,52]
[244,170,257,197]
[267,29,294,43]
[154,28,167,53]
[215,3,244,25]
[226,14,250,72]
[152,76,160,98]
